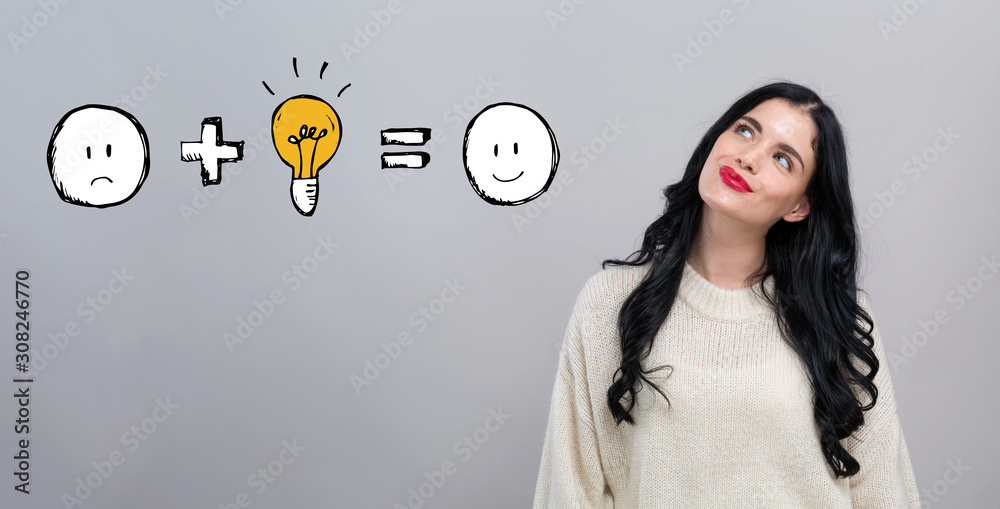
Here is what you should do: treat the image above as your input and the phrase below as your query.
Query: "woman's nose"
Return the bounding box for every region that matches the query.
[736,148,762,173]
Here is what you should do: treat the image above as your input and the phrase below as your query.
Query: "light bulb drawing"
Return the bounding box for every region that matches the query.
[271,95,341,216]
[263,57,350,216]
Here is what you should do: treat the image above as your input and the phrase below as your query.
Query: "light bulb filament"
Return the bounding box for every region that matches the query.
[286,124,329,178]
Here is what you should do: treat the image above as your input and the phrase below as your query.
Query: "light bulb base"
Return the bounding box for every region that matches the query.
[290,177,319,216]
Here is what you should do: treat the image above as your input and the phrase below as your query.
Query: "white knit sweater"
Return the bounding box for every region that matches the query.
[532,261,921,508]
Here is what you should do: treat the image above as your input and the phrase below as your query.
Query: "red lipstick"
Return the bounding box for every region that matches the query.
[720,166,751,192]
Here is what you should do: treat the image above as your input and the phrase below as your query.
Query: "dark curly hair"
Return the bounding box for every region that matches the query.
[602,80,878,478]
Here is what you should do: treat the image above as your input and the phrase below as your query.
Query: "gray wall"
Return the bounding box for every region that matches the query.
[0,0,996,507]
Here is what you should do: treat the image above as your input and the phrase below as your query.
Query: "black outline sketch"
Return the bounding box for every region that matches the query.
[381,152,431,169]
[271,94,343,176]
[462,102,559,206]
[265,58,348,96]
[46,104,150,208]
[380,128,431,146]
[271,94,343,217]
[380,128,431,169]
[180,117,245,186]
[263,57,350,217]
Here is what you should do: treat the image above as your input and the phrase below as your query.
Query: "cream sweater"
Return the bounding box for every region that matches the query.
[532,261,921,508]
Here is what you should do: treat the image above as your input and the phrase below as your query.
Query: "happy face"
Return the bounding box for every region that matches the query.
[463,103,559,205]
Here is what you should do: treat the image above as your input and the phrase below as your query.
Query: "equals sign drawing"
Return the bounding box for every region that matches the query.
[380,128,431,169]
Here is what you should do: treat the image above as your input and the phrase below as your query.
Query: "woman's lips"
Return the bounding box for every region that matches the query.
[720,166,751,192]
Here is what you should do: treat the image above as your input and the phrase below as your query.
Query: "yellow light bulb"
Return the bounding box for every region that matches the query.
[271,94,342,216]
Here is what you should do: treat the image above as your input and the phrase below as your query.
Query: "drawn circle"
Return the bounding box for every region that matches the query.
[46,105,149,208]
[462,103,559,205]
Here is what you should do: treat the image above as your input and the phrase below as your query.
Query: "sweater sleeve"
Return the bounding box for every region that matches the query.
[843,291,922,508]
[532,282,614,509]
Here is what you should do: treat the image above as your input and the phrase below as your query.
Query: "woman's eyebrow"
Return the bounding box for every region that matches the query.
[739,115,805,170]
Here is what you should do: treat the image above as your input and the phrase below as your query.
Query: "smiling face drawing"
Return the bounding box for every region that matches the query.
[47,105,149,207]
[462,103,558,205]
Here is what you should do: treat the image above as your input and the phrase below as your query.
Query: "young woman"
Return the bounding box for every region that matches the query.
[533,81,921,508]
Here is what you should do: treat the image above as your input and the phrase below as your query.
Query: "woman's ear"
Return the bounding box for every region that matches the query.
[783,197,811,223]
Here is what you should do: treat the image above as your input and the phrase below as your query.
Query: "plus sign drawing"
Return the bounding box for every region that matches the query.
[180,117,245,186]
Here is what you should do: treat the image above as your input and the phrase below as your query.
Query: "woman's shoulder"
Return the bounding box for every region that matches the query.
[582,261,651,292]
[573,262,652,318]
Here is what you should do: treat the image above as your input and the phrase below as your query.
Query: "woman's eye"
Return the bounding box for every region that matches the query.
[776,154,791,170]
[736,126,751,138]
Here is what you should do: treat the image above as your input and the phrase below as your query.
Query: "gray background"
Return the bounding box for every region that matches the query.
[1,0,997,507]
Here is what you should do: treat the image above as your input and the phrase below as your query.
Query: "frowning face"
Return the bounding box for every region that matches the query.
[47,105,149,207]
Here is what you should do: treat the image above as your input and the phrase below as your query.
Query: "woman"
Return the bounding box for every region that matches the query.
[532,81,921,508]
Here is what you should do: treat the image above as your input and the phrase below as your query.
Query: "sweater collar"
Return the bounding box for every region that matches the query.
[678,260,775,321]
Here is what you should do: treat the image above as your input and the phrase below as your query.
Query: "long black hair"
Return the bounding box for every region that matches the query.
[602,81,877,478]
